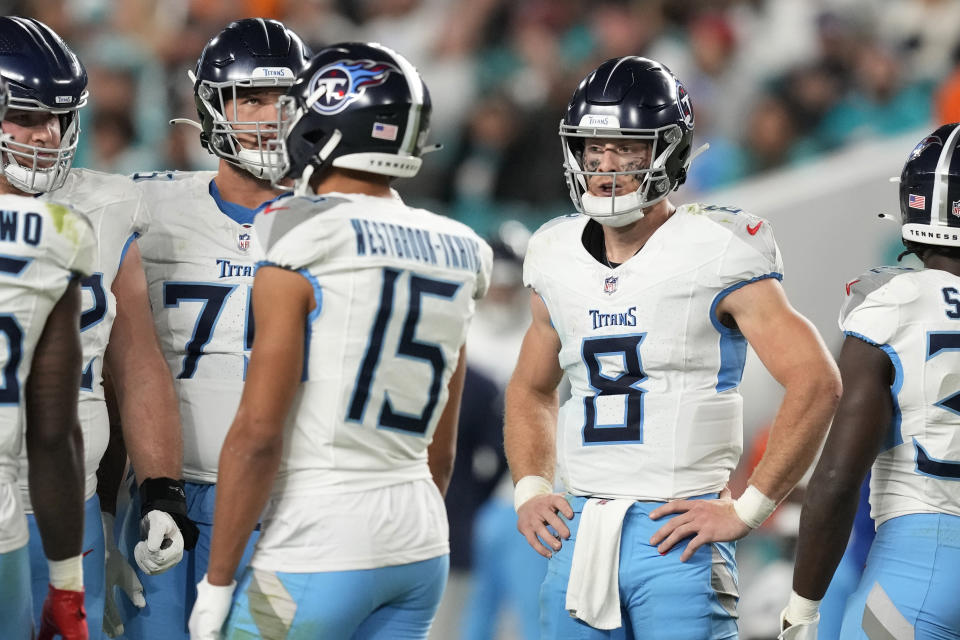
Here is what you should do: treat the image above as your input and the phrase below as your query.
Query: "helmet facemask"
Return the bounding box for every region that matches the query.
[561,120,687,227]
[194,73,295,180]
[0,101,84,194]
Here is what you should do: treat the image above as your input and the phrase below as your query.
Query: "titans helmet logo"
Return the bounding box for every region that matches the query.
[910,135,943,160]
[676,82,694,129]
[306,60,397,115]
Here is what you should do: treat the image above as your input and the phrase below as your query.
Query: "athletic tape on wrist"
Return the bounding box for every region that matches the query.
[48,555,84,591]
[733,484,777,528]
[784,590,821,625]
[514,475,553,512]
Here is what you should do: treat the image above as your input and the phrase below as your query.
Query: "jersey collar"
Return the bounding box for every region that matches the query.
[208,178,272,225]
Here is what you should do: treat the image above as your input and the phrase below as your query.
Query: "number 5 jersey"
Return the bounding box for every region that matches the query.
[523,204,783,501]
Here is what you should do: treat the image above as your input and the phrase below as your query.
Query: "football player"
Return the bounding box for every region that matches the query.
[117,18,310,640]
[504,56,842,638]
[0,72,97,640]
[782,125,960,638]
[188,42,492,639]
[0,17,189,639]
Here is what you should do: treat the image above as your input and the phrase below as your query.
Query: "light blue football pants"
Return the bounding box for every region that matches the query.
[840,513,960,639]
[539,494,739,640]
[0,543,33,640]
[224,555,449,639]
[118,481,260,640]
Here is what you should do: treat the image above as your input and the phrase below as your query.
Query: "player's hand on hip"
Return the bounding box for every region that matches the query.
[38,585,89,640]
[102,513,145,637]
[516,493,573,558]
[189,574,236,640]
[648,497,750,562]
[134,510,185,574]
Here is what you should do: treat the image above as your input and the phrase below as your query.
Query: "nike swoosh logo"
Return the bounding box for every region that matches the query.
[746,221,763,235]
[845,279,860,295]
[82,548,94,558]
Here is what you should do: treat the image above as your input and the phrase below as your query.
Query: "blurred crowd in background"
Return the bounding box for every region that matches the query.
[7,0,960,236]
[5,0,960,638]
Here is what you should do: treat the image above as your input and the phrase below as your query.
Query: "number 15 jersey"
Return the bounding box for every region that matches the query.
[256,191,492,494]
[524,205,783,501]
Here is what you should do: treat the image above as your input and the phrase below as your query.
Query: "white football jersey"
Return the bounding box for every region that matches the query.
[525,205,783,501]
[248,191,491,571]
[840,266,960,525]
[134,171,265,483]
[0,195,96,553]
[17,169,149,511]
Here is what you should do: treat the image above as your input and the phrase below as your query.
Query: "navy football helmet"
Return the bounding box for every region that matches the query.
[0,17,87,193]
[898,124,960,248]
[270,42,433,192]
[186,18,310,179]
[560,56,694,226]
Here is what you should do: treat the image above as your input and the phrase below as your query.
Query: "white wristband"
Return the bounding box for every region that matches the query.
[514,475,553,512]
[48,555,84,591]
[784,590,821,625]
[733,485,777,529]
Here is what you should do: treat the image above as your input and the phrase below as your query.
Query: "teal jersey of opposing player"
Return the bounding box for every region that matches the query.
[0,195,96,553]
[17,169,149,510]
[841,266,960,525]
[255,191,492,495]
[134,170,266,483]
[524,204,783,501]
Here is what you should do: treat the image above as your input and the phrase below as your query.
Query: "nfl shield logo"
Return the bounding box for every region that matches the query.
[237,224,252,252]
[953,200,960,218]
[603,276,618,295]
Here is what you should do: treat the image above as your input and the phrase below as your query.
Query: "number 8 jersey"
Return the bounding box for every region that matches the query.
[841,266,960,524]
[524,205,783,501]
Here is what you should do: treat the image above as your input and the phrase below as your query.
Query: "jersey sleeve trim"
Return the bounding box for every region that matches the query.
[708,272,783,392]
[708,272,783,331]
[117,232,140,271]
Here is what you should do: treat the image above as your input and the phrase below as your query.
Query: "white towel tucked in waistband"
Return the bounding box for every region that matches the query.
[565,497,634,630]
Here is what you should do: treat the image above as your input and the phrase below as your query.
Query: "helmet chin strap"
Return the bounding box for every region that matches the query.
[581,190,647,227]
[2,161,57,194]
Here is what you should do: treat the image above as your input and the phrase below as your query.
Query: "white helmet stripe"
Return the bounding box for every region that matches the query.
[932,124,960,226]
[368,42,424,155]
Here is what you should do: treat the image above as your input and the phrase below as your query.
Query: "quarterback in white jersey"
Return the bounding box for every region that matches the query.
[190,43,491,640]
[786,125,960,639]
[117,18,312,640]
[0,183,98,637]
[0,16,186,640]
[505,57,841,640]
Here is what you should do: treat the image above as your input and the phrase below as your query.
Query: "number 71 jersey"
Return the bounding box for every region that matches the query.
[524,205,783,501]
[841,266,960,524]
[256,192,492,494]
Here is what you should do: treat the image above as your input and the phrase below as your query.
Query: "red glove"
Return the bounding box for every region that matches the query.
[37,585,88,640]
